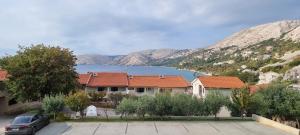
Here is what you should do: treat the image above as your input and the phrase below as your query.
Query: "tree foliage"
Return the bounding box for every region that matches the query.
[136,95,155,118]
[116,98,138,118]
[229,87,251,117]
[257,83,300,122]
[152,93,173,117]
[205,92,229,118]
[65,91,90,117]
[0,45,78,101]
[42,94,65,119]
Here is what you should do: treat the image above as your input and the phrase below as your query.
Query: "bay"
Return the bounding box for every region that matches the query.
[76,64,200,81]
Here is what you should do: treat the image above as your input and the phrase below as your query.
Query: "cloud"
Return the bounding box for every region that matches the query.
[0,0,299,55]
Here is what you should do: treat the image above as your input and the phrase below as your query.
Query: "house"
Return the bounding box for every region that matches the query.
[128,75,191,96]
[79,72,128,94]
[78,72,191,96]
[192,76,245,98]
[0,70,8,114]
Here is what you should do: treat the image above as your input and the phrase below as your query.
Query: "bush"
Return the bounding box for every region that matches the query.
[171,94,200,116]
[42,94,65,119]
[205,92,229,118]
[109,93,126,108]
[152,93,172,117]
[65,91,90,117]
[228,88,251,117]
[136,95,154,118]
[116,98,137,118]
[256,82,300,122]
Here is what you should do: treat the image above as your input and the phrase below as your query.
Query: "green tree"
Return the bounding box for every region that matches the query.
[116,98,137,119]
[0,45,78,101]
[152,93,172,117]
[109,93,126,108]
[205,92,229,118]
[136,95,154,118]
[229,87,251,117]
[65,91,90,117]
[171,94,199,116]
[42,94,65,120]
[258,83,300,122]
[247,93,268,116]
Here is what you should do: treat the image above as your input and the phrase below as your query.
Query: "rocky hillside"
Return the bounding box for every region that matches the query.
[77,20,300,84]
[209,20,300,49]
[176,20,300,84]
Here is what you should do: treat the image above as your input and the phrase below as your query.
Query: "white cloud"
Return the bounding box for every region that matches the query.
[0,0,299,55]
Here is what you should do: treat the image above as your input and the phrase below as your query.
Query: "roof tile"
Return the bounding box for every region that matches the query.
[198,76,245,89]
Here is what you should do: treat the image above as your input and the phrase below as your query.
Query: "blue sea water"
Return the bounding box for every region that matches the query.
[76,64,200,81]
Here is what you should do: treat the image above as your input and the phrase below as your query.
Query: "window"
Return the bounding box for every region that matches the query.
[111,87,118,92]
[31,115,38,122]
[128,87,134,90]
[136,88,145,93]
[119,87,126,91]
[97,87,106,92]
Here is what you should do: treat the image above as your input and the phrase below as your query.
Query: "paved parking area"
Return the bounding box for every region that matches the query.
[34,121,292,135]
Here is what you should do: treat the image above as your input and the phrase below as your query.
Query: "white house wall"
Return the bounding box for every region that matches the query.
[192,79,205,98]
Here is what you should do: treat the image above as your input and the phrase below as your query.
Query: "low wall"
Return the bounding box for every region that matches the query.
[252,114,299,135]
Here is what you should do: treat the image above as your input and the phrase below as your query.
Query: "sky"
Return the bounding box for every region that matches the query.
[0,0,300,56]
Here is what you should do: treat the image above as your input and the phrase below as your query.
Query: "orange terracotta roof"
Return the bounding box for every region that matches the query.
[0,70,8,81]
[249,84,268,94]
[78,74,91,85]
[87,72,128,87]
[198,76,245,89]
[128,75,190,88]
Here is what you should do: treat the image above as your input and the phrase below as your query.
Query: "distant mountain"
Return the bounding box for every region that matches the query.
[77,20,300,84]
[77,49,196,65]
[76,54,121,65]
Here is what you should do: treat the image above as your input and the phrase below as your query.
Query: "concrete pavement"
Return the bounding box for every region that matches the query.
[35,121,292,135]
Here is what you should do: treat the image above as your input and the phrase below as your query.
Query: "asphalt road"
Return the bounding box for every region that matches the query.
[33,121,292,135]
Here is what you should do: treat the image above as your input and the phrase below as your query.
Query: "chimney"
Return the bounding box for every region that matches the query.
[159,75,165,79]
[129,75,133,79]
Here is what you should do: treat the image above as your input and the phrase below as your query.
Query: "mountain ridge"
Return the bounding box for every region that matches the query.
[77,20,300,67]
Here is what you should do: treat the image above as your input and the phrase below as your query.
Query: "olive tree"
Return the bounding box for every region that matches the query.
[205,92,229,118]
[65,91,90,118]
[42,94,65,119]
[136,95,154,118]
[152,93,172,117]
[116,98,137,119]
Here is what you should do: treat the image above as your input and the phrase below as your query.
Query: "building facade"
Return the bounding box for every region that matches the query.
[192,76,245,98]
[78,72,191,96]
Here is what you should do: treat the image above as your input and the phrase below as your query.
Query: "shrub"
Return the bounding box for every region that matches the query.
[65,91,90,118]
[109,93,126,108]
[136,95,154,118]
[116,98,137,118]
[152,93,172,117]
[247,93,268,116]
[228,88,251,117]
[205,92,229,118]
[257,83,300,122]
[171,94,199,116]
[42,94,65,119]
